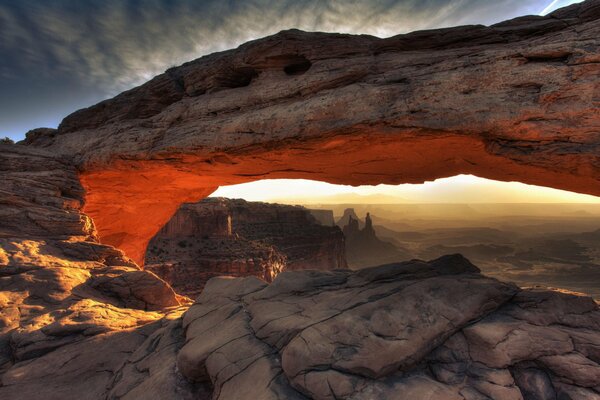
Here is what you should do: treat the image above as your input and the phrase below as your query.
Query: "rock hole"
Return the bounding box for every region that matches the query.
[387,77,410,85]
[511,82,543,94]
[522,51,571,64]
[216,67,259,89]
[284,56,312,76]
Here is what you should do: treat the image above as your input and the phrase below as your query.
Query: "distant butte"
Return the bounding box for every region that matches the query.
[20,0,600,265]
[144,198,346,297]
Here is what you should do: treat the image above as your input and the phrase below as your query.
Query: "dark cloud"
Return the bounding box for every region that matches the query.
[0,0,578,140]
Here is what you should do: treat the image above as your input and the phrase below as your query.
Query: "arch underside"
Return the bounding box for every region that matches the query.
[81,130,600,264]
[23,3,600,264]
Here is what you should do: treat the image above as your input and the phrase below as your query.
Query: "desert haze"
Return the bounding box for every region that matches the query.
[307,202,600,298]
[213,178,600,298]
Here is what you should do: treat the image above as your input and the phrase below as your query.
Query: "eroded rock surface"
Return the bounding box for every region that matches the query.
[0,144,181,375]
[1,2,600,399]
[175,255,600,400]
[144,198,346,297]
[20,0,600,264]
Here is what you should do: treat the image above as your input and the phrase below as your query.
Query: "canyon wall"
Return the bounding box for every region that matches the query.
[19,0,600,265]
[307,209,336,227]
[144,198,346,298]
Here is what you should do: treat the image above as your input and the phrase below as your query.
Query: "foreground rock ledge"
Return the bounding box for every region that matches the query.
[2,255,599,399]
[22,0,600,264]
[0,144,183,375]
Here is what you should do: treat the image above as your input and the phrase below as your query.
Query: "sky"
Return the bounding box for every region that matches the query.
[0,0,584,141]
[210,176,600,204]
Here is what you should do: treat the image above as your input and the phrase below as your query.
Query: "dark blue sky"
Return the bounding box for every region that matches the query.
[0,0,580,141]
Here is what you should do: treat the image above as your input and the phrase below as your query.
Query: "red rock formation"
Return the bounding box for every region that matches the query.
[0,144,182,372]
[20,0,600,265]
[1,3,600,398]
[144,198,346,297]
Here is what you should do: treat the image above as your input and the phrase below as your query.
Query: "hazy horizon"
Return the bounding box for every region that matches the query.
[208,176,600,298]
[210,175,600,205]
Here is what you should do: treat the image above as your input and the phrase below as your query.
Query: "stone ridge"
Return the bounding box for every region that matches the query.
[175,254,600,399]
[25,1,600,143]
[21,0,600,191]
[144,197,347,298]
[4,254,597,399]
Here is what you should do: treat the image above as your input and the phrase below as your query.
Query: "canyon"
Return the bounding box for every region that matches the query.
[144,198,346,298]
[0,1,599,399]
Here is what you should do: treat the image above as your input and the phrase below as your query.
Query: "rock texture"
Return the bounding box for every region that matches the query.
[20,0,600,264]
[342,211,410,268]
[1,2,600,399]
[0,144,182,375]
[144,198,346,298]
[6,254,598,399]
[2,140,600,398]
[175,255,600,400]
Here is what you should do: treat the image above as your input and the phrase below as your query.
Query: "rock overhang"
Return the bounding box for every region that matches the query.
[19,0,600,264]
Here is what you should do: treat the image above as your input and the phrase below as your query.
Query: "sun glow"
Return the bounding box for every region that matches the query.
[209,175,600,204]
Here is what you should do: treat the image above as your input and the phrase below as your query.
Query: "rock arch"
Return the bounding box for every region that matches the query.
[24,0,600,264]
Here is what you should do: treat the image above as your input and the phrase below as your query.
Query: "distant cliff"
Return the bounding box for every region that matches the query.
[341,209,410,268]
[337,208,364,229]
[145,198,346,297]
[308,209,335,226]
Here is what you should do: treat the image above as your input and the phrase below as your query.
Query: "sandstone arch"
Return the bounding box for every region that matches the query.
[24,0,600,264]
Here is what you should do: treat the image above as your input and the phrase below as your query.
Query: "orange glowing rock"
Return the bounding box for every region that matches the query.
[80,133,599,264]
[23,1,600,265]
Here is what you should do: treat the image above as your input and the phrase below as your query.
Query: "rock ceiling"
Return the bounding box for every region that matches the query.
[23,1,600,265]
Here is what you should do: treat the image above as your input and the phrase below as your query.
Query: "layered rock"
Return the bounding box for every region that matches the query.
[19,0,600,264]
[342,211,410,268]
[0,144,182,374]
[144,198,346,298]
[1,2,600,398]
[3,252,600,399]
[175,255,600,400]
